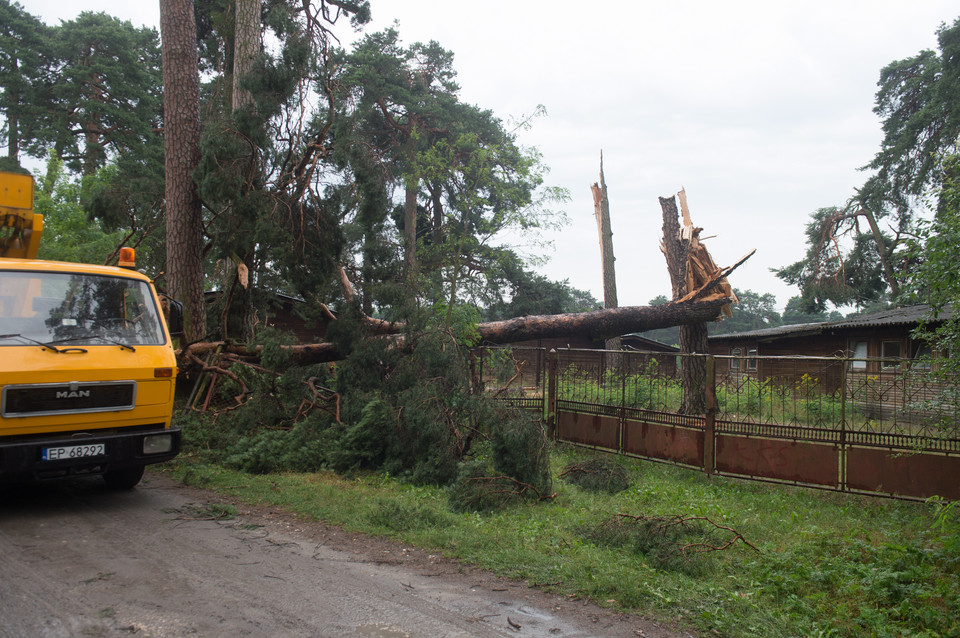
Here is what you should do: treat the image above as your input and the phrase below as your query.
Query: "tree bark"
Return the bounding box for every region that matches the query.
[182,298,729,367]
[232,0,259,113]
[403,179,418,279]
[592,151,620,353]
[660,191,707,414]
[160,0,206,342]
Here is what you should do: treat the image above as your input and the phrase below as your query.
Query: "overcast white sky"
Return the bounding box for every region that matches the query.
[25,0,960,311]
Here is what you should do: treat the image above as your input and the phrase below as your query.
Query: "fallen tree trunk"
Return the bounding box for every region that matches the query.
[475,298,728,344]
[181,297,731,367]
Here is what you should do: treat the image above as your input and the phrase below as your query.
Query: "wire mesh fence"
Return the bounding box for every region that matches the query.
[472,345,960,500]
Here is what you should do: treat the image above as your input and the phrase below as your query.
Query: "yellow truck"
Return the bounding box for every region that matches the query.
[0,171,182,488]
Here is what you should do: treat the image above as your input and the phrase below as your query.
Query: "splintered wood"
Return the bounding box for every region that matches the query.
[660,188,752,318]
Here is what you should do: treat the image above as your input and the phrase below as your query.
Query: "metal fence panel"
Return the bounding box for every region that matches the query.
[847,447,960,500]
[622,418,704,467]
[715,436,840,487]
[474,346,960,501]
[557,410,619,450]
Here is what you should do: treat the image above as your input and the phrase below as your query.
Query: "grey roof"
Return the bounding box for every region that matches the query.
[708,304,949,342]
[620,334,681,352]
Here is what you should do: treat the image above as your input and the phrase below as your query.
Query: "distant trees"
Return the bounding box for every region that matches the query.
[0,4,162,175]
[0,0,47,168]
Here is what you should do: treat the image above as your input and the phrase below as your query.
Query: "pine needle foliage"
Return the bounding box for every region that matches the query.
[560,457,632,494]
[187,317,553,503]
[579,514,717,576]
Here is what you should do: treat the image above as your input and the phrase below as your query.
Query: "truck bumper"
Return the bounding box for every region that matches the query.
[0,426,181,483]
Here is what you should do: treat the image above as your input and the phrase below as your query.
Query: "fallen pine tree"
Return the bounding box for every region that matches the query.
[179,296,732,367]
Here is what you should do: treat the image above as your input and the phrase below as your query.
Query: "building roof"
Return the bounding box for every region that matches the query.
[620,334,681,352]
[708,304,949,342]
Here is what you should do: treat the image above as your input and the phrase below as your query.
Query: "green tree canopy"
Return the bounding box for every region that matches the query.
[0,0,50,167]
[901,155,960,375]
[40,12,162,176]
[33,156,127,264]
[773,207,892,312]
[331,29,567,327]
[776,17,960,312]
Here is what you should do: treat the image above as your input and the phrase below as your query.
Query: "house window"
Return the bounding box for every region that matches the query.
[911,341,932,370]
[746,348,758,370]
[730,347,741,370]
[881,340,901,369]
[849,340,867,370]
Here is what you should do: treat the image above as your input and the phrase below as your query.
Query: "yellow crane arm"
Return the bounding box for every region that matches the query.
[0,171,43,259]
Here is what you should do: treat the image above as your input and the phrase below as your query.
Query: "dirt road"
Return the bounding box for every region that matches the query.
[0,472,689,638]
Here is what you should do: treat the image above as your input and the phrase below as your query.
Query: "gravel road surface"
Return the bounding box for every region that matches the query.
[0,472,691,638]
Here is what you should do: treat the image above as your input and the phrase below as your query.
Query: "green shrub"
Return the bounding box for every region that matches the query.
[223,415,332,474]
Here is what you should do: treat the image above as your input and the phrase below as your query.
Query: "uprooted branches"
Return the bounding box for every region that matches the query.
[463,474,556,502]
[186,350,341,425]
[581,511,759,573]
[614,513,760,557]
[559,458,632,494]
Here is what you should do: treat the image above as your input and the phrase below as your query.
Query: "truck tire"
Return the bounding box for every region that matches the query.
[103,465,145,490]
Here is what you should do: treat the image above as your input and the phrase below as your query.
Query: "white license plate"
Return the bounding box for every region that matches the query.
[42,443,106,461]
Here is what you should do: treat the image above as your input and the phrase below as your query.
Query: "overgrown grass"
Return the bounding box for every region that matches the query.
[164,446,959,638]
[558,366,856,428]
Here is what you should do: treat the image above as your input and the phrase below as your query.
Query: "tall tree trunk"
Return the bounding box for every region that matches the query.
[404,179,418,280]
[160,0,206,342]
[232,0,259,113]
[429,182,443,247]
[859,206,901,299]
[6,57,18,162]
[660,192,707,414]
[591,152,620,354]
[232,0,261,341]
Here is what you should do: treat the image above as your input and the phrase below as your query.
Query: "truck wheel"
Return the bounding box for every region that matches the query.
[103,465,145,490]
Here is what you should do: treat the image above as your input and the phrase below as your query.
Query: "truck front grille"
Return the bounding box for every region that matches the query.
[1,381,137,418]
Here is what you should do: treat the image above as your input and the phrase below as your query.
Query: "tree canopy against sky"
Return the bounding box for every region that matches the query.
[775,17,960,313]
[900,154,960,374]
[0,3,162,176]
[329,28,569,325]
[0,0,581,343]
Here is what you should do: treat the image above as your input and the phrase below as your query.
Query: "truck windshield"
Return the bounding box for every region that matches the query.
[0,271,165,347]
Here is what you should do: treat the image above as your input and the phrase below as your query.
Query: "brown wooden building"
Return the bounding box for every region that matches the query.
[707,305,948,393]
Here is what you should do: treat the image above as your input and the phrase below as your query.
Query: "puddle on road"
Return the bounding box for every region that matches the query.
[355,623,410,637]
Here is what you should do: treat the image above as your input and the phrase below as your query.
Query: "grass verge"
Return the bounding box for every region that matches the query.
[164,446,960,638]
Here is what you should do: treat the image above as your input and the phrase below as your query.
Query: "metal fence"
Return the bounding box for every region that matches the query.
[472,346,960,501]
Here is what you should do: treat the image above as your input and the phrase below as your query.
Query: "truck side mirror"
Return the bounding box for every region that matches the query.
[160,295,184,337]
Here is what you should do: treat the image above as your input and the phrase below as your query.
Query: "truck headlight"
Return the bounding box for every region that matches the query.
[143,433,173,455]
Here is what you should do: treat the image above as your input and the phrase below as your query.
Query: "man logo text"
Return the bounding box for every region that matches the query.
[57,390,91,399]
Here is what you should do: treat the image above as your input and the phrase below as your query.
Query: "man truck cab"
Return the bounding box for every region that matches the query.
[0,171,181,488]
